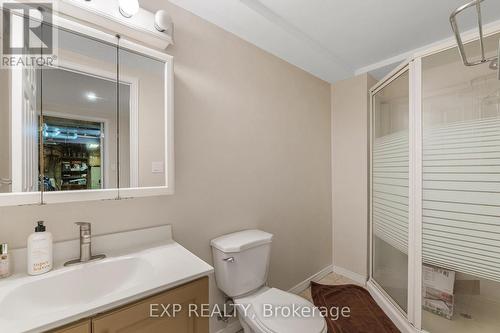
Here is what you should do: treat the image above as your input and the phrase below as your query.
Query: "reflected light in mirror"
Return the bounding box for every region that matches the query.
[86,92,98,101]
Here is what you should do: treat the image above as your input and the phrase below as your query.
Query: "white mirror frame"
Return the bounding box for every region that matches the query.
[0,15,174,206]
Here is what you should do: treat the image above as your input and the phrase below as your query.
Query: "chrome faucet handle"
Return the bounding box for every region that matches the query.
[76,222,91,244]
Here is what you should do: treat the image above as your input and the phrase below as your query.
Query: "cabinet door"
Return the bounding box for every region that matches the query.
[93,277,209,333]
[48,320,91,333]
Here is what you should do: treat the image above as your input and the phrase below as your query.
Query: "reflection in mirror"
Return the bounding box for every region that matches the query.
[0,15,41,194]
[40,27,118,191]
[118,48,166,188]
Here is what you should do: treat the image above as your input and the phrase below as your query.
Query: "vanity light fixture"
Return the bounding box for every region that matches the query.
[154,10,173,33]
[118,0,140,18]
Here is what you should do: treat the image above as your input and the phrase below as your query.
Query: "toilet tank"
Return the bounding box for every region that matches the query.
[211,230,273,298]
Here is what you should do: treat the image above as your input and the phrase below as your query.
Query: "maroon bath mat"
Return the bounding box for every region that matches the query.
[311,283,400,333]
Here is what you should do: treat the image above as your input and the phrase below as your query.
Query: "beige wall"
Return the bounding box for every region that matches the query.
[331,73,376,279]
[0,2,332,331]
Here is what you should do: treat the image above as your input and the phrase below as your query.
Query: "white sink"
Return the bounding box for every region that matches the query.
[0,229,214,333]
[0,257,154,320]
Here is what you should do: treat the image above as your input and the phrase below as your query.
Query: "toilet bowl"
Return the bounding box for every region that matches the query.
[210,230,327,333]
[234,287,327,333]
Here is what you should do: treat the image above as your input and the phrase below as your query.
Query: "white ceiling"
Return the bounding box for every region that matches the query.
[142,0,500,83]
[42,68,129,114]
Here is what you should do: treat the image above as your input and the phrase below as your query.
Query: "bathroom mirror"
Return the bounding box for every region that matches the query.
[0,12,42,205]
[41,26,119,195]
[117,46,169,192]
[0,58,42,197]
[0,15,173,206]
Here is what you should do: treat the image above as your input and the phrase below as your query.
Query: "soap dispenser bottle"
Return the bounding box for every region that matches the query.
[27,221,53,275]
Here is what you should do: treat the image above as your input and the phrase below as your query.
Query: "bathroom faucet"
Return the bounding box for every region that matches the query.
[64,222,106,266]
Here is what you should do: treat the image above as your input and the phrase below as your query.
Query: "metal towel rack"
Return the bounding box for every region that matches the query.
[450,0,499,68]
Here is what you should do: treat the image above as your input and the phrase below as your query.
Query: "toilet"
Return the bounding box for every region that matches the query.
[211,230,327,333]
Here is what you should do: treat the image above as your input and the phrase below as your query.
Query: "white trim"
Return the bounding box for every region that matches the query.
[408,59,416,325]
[54,60,117,83]
[42,188,119,204]
[368,76,374,283]
[10,60,23,193]
[367,280,419,333]
[412,18,500,60]
[128,78,139,188]
[118,186,174,198]
[0,192,41,207]
[355,54,407,77]
[166,57,175,192]
[9,12,24,193]
[355,18,500,76]
[370,61,409,95]
[332,266,368,286]
[214,321,242,333]
[408,57,423,329]
[288,265,333,295]
[119,38,172,62]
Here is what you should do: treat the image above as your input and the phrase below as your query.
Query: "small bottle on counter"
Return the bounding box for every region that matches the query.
[0,243,10,278]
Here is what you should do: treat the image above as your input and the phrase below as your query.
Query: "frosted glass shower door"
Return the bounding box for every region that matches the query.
[371,69,410,313]
[421,32,500,333]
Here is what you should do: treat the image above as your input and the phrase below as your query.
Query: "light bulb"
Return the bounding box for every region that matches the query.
[154,10,172,33]
[119,0,139,18]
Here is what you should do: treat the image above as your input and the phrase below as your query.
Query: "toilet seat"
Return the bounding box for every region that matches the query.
[235,288,326,333]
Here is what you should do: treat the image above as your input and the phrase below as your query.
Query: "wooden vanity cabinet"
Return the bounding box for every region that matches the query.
[49,277,209,333]
[93,277,209,333]
[49,320,91,333]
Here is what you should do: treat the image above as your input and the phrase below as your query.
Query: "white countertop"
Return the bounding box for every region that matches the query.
[0,225,214,333]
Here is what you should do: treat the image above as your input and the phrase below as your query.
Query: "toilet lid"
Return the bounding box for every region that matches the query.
[249,288,326,333]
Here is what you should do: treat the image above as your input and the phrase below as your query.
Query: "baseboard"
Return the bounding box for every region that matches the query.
[288,265,333,294]
[213,320,242,333]
[367,280,419,333]
[332,265,368,285]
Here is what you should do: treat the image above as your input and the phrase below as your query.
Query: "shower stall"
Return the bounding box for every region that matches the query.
[369,17,500,333]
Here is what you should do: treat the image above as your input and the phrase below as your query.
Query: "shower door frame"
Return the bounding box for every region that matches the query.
[368,58,423,332]
[368,20,500,333]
